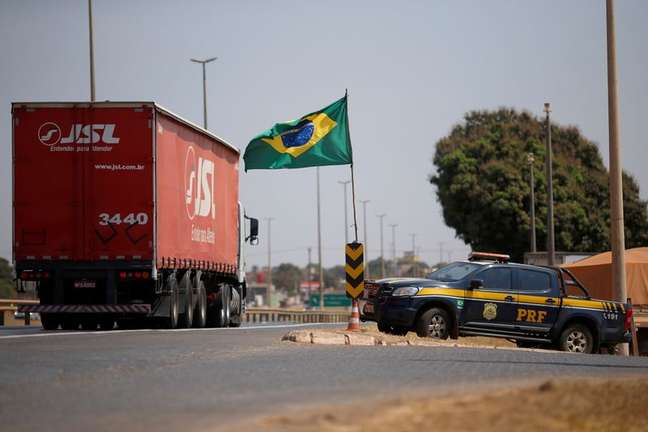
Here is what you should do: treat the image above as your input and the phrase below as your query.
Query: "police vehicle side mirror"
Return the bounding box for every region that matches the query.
[469,279,483,290]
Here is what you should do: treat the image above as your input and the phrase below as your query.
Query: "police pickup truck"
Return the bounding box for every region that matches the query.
[362,253,633,353]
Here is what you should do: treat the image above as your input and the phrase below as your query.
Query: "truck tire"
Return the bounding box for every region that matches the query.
[40,313,59,330]
[61,316,79,331]
[416,307,450,339]
[211,285,230,328]
[559,324,594,354]
[164,276,179,329]
[98,318,114,331]
[229,287,242,327]
[178,276,194,328]
[193,280,207,328]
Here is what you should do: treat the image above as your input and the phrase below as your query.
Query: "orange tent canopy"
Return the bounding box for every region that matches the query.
[562,247,648,305]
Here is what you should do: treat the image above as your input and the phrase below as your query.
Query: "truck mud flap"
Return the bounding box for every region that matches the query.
[151,294,171,318]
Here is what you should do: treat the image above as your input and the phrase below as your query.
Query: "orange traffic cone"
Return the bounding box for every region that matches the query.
[347,299,361,331]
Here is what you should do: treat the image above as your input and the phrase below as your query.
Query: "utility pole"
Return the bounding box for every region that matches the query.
[190,57,218,129]
[410,233,417,277]
[439,242,444,264]
[360,200,370,279]
[307,247,312,304]
[528,153,537,253]
[338,180,351,244]
[316,168,324,309]
[544,102,556,266]
[265,217,274,307]
[88,0,95,101]
[377,214,386,278]
[606,0,628,355]
[389,224,398,277]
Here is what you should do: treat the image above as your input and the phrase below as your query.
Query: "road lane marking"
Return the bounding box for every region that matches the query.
[0,322,340,340]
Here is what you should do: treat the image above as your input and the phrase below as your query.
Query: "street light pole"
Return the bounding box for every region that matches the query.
[360,200,370,279]
[265,217,274,307]
[338,180,351,244]
[544,102,556,266]
[190,57,218,129]
[410,233,417,277]
[377,214,386,278]
[88,0,95,102]
[606,0,628,355]
[389,224,398,277]
[528,153,537,253]
[317,168,324,309]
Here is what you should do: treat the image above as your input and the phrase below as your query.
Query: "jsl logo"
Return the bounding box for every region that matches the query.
[184,146,215,220]
[38,122,120,146]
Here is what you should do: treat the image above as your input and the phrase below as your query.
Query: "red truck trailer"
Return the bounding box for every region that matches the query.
[12,102,258,330]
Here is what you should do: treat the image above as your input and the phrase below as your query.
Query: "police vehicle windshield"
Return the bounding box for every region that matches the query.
[426,262,481,282]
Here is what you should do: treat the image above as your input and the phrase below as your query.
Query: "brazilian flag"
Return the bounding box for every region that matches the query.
[243,95,352,171]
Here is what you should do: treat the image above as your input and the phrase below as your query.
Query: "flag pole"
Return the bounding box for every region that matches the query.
[345,89,359,243]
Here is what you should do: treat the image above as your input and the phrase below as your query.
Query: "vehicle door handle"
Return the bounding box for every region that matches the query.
[545,298,556,304]
[504,295,514,302]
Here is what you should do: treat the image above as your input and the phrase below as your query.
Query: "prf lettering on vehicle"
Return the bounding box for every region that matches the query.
[516,309,548,323]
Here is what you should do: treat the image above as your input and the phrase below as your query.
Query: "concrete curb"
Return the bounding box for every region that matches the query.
[282,329,559,352]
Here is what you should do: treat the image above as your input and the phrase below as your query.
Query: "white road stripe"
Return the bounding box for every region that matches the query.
[0,323,340,340]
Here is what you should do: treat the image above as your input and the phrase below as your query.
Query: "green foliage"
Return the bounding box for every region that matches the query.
[0,258,16,298]
[272,263,303,295]
[430,109,648,261]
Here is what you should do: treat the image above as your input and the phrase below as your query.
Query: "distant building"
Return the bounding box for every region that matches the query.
[524,252,596,266]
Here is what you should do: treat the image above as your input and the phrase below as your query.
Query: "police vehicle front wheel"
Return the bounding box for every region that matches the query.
[559,324,593,354]
[416,308,450,340]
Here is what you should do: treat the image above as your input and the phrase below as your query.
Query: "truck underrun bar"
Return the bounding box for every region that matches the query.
[18,304,151,314]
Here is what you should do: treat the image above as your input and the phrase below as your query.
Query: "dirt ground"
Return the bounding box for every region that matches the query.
[260,377,648,432]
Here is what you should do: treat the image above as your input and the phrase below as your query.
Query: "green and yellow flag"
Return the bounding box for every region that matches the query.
[243,95,352,171]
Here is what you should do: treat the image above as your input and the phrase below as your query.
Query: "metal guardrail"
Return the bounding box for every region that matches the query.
[244,307,350,324]
[0,299,350,326]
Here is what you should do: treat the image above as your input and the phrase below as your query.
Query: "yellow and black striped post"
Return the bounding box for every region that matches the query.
[345,242,364,299]
[345,242,364,331]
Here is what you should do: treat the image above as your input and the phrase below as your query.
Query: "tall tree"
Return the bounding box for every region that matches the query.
[430,109,648,261]
[0,258,15,299]
[272,263,303,295]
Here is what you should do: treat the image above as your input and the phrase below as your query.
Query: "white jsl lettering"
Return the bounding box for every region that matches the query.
[60,124,120,144]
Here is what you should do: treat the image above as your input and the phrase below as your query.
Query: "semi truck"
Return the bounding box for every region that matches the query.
[12,102,258,330]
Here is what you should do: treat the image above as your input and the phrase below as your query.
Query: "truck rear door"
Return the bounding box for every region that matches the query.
[514,267,561,335]
[13,104,154,262]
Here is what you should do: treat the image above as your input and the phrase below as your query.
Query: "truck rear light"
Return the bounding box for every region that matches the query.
[119,272,127,279]
[134,272,142,279]
[142,272,150,279]
[19,271,50,280]
[625,306,633,331]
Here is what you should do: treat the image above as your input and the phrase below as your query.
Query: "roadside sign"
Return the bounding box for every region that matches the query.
[345,242,364,299]
[309,293,352,308]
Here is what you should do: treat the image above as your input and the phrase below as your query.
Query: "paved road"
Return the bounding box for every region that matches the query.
[1,324,648,432]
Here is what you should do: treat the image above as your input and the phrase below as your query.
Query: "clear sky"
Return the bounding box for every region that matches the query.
[1,0,647,270]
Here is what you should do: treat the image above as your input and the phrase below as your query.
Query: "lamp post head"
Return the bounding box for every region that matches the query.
[527,153,535,164]
[190,57,218,64]
[543,102,551,113]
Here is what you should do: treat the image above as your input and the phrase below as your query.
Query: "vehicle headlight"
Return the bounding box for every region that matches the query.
[392,286,419,297]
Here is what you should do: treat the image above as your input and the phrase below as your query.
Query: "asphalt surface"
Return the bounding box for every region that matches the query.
[1,324,648,432]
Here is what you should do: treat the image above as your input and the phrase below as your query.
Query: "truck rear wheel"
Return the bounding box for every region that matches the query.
[164,276,179,329]
[40,313,59,330]
[178,277,194,328]
[208,285,230,328]
[559,324,594,354]
[416,307,450,339]
[229,287,242,327]
[193,280,207,328]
